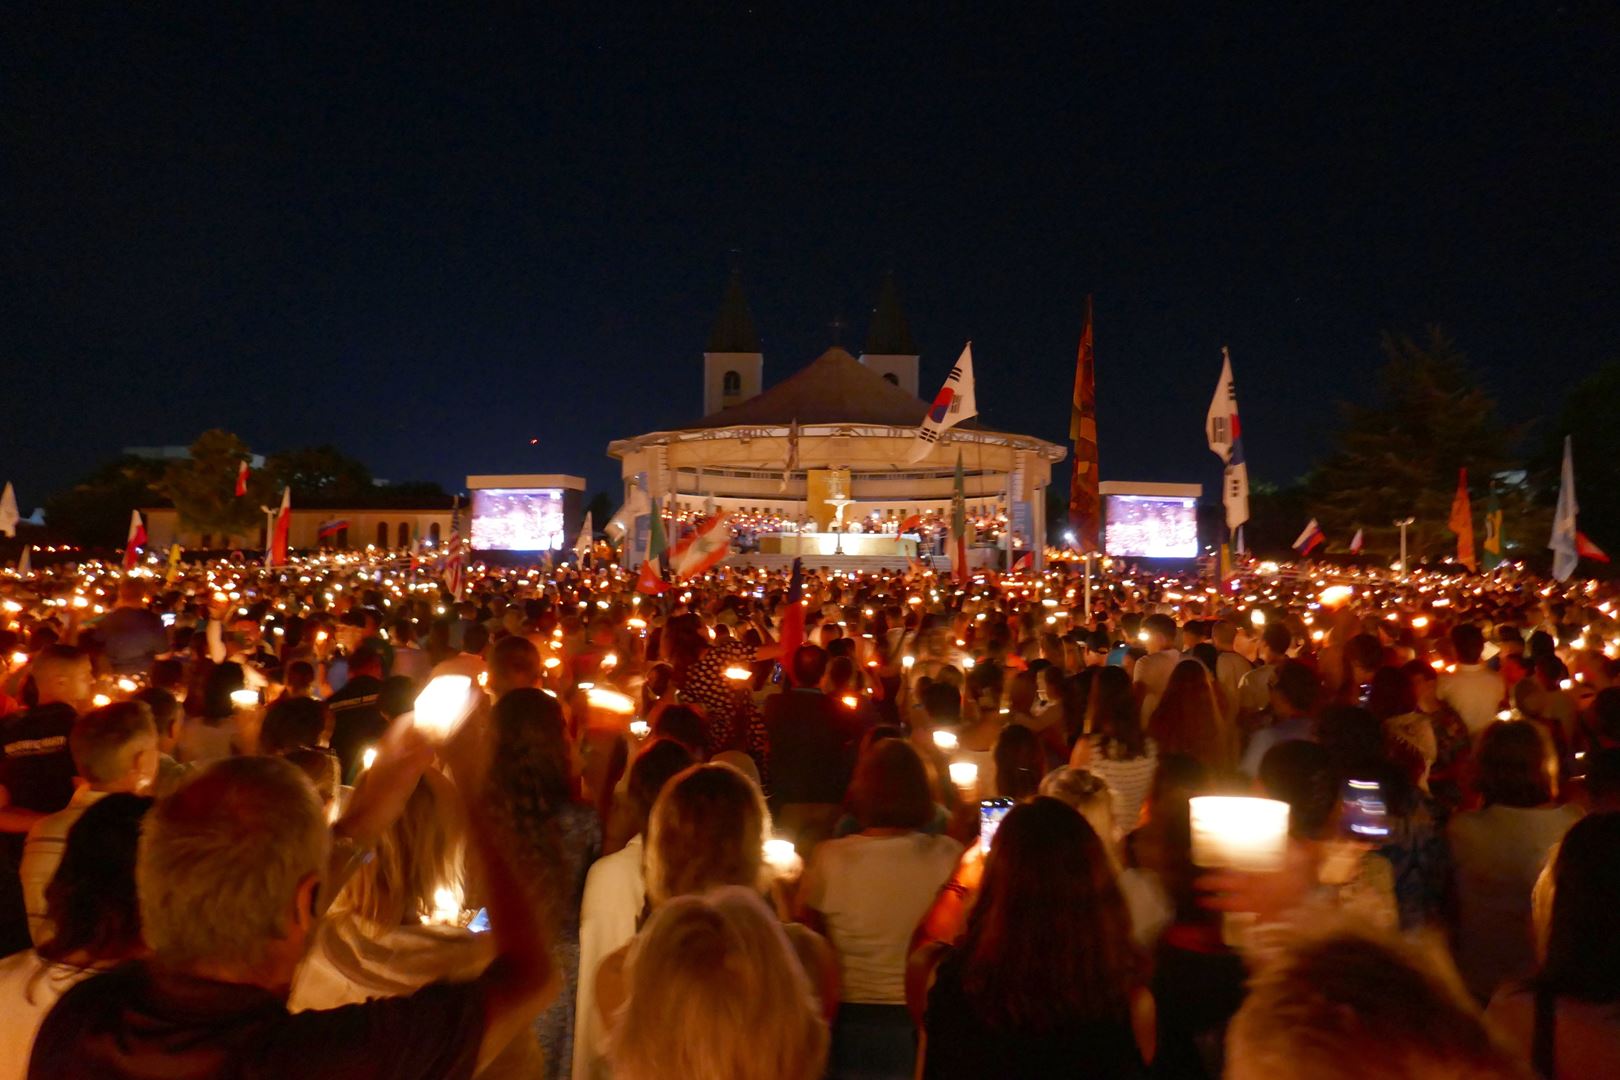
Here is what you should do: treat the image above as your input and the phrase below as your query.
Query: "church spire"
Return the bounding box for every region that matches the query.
[706,269,762,354]
[859,271,920,396]
[864,271,916,356]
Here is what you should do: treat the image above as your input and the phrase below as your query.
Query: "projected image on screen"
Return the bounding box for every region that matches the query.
[471,489,565,551]
[1104,495,1198,559]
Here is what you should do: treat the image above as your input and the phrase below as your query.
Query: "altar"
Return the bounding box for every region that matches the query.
[756,532,918,558]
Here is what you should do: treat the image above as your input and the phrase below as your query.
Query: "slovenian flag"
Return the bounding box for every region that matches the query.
[1292,518,1325,556]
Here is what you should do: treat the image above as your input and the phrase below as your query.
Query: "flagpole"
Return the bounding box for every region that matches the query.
[1395,517,1414,574]
[1083,551,1093,621]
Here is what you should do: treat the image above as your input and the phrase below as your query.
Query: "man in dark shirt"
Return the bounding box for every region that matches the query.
[31,723,556,1079]
[92,579,170,676]
[0,644,92,954]
[326,646,387,782]
[765,644,862,850]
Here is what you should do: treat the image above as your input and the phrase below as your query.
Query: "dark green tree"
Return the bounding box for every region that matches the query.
[152,430,269,543]
[264,445,374,505]
[1532,360,1620,558]
[1309,329,1519,559]
[43,456,168,548]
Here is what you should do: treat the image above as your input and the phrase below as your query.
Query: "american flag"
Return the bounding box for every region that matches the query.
[443,496,465,600]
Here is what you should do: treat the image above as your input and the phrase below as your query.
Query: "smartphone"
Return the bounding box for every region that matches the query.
[1341,778,1390,839]
[979,797,1014,851]
[467,908,490,934]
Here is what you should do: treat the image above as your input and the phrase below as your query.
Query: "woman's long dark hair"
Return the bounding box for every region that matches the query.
[32,794,153,996]
[1148,659,1228,769]
[958,797,1135,1032]
[1084,666,1144,758]
[488,688,577,929]
[1536,812,1620,1002]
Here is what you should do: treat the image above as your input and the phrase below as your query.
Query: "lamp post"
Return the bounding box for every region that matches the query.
[1394,517,1415,574]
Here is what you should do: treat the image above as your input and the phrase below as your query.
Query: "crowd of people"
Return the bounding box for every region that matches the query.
[1,550,1618,1078]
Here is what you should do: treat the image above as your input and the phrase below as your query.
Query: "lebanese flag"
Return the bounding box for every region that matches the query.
[635,558,668,595]
[266,488,291,568]
[122,510,146,569]
[669,514,732,580]
[235,460,250,497]
[1009,551,1033,573]
[1577,531,1610,564]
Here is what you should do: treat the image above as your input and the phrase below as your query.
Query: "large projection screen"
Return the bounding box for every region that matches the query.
[471,488,565,551]
[1104,494,1198,559]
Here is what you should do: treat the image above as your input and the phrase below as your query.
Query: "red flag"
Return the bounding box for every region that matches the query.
[898,513,923,533]
[1010,551,1033,573]
[1577,531,1610,563]
[267,488,291,568]
[1449,468,1476,571]
[777,557,805,662]
[1068,296,1101,552]
[122,510,146,570]
[235,460,249,497]
[635,558,668,595]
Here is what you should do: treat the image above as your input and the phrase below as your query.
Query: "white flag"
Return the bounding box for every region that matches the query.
[574,511,594,560]
[1204,348,1249,532]
[907,344,977,463]
[1550,436,1579,582]
[0,483,17,538]
[17,545,30,576]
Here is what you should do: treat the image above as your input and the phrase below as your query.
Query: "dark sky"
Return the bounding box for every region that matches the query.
[7,6,1619,511]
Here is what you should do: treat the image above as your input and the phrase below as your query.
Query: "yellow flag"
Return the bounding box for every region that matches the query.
[165,543,183,583]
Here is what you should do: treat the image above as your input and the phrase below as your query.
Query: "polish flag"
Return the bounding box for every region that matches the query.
[122,510,147,570]
[235,460,250,497]
[266,488,291,568]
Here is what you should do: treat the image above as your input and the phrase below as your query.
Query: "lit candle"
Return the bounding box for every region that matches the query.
[229,689,259,710]
[413,674,475,740]
[1189,796,1290,872]
[932,729,959,751]
[948,761,978,790]
[762,837,798,875]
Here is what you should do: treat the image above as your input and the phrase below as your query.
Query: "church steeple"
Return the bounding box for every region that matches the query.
[703,270,764,415]
[707,269,762,353]
[859,271,920,396]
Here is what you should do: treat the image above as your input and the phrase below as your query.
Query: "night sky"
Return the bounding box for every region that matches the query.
[7,7,1618,511]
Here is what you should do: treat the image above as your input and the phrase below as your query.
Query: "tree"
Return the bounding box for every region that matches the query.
[1533,359,1620,558]
[1309,329,1519,559]
[43,455,168,548]
[152,430,269,543]
[263,445,374,505]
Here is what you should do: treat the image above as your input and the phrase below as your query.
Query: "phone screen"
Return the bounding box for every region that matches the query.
[161,613,177,627]
[979,798,1014,851]
[467,908,490,933]
[1341,778,1389,839]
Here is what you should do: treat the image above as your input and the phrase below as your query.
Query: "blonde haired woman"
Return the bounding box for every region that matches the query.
[612,887,829,1080]
[593,762,838,1034]
[290,769,542,1076]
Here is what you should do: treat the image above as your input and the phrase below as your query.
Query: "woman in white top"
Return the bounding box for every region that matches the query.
[1071,666,1158,831]
[1449,720,1583,1002]
[0,794,152,1080]
[798,738,963,1079]
[1487,812,1620,1079]
[572,738,696,1080]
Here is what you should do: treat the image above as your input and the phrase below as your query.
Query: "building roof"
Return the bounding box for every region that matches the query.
[705,270,762,354]
[863,272,916,356]
[685,346,938,429]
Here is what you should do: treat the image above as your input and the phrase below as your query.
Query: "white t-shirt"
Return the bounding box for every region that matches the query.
[0,952,101,1080]
[801,831,962,1004]
[1438,664,1506,735]
[574,835,646,1080]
